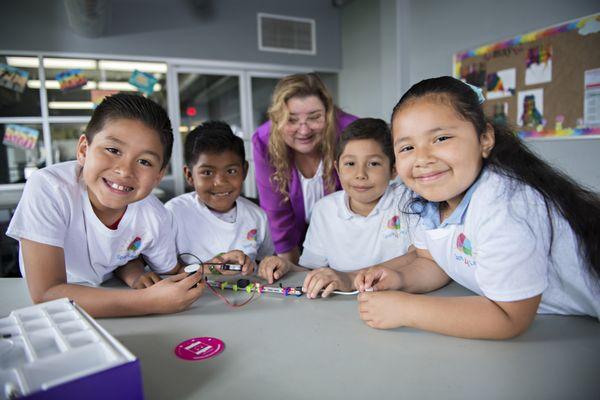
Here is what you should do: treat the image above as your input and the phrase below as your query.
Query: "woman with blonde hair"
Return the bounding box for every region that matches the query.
[252,73,357,263]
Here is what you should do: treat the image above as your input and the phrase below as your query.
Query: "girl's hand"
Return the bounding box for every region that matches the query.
[302,268,353,299]
[131,271,161,289]
[208,250,255,275]
[258,256,291,284]
[143,272,204,314]
[358,291,408,329]
[354,266,403,292]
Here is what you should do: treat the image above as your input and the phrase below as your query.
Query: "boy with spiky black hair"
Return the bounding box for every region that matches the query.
[166,121,274,274]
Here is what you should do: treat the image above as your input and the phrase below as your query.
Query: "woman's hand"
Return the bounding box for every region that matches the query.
[258,256,293,284]
[302,268,354,299]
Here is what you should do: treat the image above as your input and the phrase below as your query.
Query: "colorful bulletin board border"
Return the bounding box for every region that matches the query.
[518,127,600,139]
[453,15,599,77]
[453,14,600,140]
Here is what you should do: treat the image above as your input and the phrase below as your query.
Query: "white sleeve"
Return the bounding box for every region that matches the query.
[298,208,328,269]
[6,171,69,248]
[256,223,275,260]
[474,199,549,302]
[411,219,428,249]
[143,208,178,274]
[165,205,183,254]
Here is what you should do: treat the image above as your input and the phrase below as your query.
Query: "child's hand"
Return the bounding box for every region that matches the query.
[257,256,291,284]
[143,272,204,314]
[302,268,353,299]
[354,266,403,292]
[358,291,409,329]
[131,271,162,289]
[208,250,255,275]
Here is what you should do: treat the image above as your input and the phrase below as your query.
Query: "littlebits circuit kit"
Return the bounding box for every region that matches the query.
[0,299,143,400]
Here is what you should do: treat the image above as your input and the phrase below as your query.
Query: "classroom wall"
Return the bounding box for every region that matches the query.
[339,0,600,191]
[338,0,409,121]
[0,0,343,70]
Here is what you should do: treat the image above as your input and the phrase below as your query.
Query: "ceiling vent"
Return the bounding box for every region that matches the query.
[258,13,316,55]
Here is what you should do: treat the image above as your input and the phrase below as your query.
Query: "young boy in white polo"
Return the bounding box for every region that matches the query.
[7,94,204,317]
[165,122,274,273]
[258,118,416,298]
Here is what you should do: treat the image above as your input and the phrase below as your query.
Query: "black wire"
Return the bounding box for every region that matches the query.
[178,252,202,266]
[178,252,205,280]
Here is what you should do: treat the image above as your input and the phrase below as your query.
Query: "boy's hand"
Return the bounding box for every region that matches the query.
[143,272,204,314]
[131,271,162,289]
[354,266,403,292]
[208,250,255,275]
[258,256,292,284]
[302,267,354,299]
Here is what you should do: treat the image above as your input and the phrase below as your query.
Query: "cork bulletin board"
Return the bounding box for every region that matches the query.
[453,14,600,139]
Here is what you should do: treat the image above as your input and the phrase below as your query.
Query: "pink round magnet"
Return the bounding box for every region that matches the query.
[174,337,225,361]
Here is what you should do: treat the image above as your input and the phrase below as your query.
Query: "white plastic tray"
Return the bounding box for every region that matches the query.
[0,298,136,399]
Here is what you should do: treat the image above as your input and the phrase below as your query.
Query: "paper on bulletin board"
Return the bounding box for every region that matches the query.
[525,45,552,86]
[460,63,486,87]
[0,63,29,93]
[517,89,544,128]
[584,68,600,126]
[56,69,88,92]
[129,70,157,95]
[486,68,516,100]
[491,102,509,125]
[2,124,39,150]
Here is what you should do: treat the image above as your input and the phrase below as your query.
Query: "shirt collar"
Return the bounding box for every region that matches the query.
[413,170,484,229]
[338,183,396,220]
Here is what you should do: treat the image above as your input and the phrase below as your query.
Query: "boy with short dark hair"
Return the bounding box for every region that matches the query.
[166,121,274,273]
[7,93,204,317]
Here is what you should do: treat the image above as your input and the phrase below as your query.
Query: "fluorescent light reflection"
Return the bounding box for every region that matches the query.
[48,101,95,110]
[26,80,161,92]
[6,57,166,74]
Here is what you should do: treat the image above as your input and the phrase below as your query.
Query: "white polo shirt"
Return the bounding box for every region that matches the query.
[165,192,274,263]
[413,168,600,318]
[299,183,415,272]
[7,161,177,286]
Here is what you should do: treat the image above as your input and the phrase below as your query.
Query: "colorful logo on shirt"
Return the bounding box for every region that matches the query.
[116,235,143,262]
[456,233,472,256]
[246,229,257,242]
[387,216,402,230]
[127,236,142,252]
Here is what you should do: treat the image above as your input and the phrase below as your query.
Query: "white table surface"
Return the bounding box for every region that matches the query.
[1,273,599,400]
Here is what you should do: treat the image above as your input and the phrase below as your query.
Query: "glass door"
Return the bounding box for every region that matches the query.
[167,68,309,199]
[169,68,246,197]
[245,73,290,198]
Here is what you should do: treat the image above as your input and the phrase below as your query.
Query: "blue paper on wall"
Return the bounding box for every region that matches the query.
[0,63,29,93]
[128,70,157,95]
